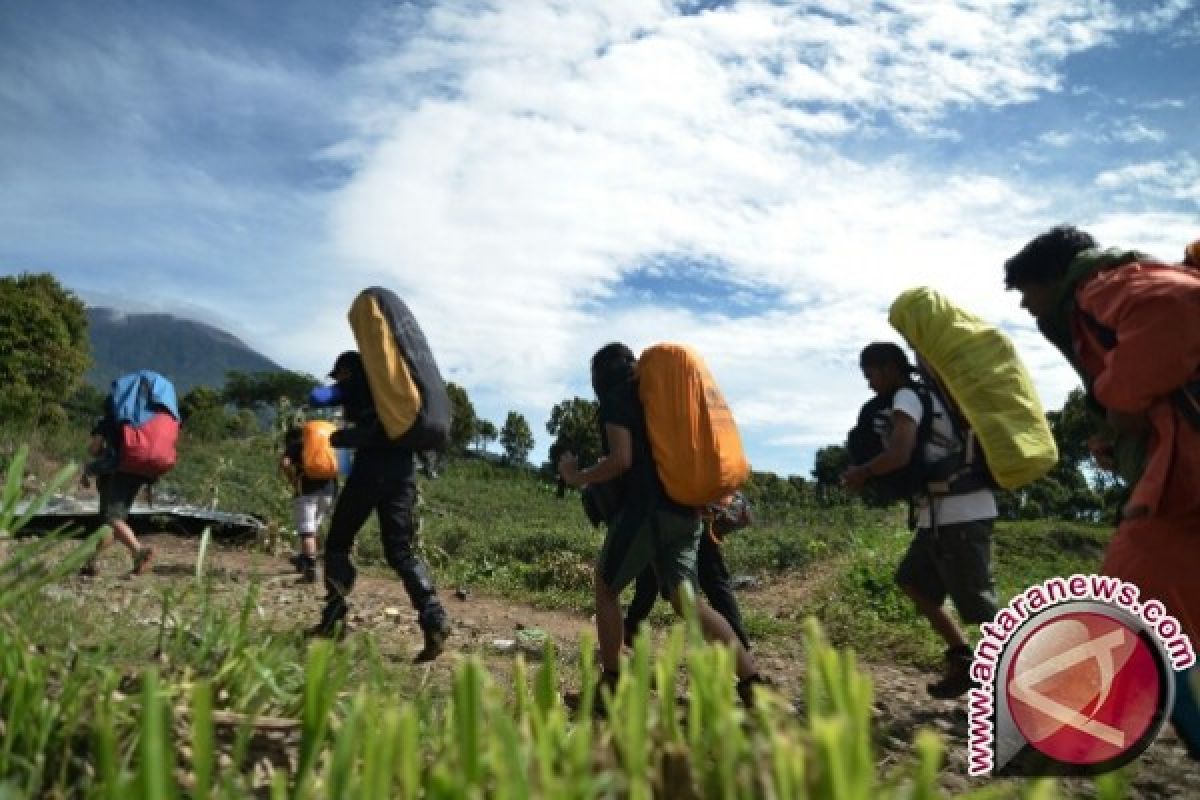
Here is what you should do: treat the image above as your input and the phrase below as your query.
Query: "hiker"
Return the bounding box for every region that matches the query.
[279,414,338,584]
[558,343,767,706]
[307,350,450,662]
[623,493,753,650]
[841,342,998,699]
[79,372,181,576]
[1004,225,1200,755]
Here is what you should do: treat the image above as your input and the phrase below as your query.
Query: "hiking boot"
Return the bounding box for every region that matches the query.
[413,623,450,664]
[737,673,773,708]
[79,560,98,578]
[564,670,620,718]
[131,546,156,576]
[297,567,318,585]
[928,645,974,699]
[288,553,306,574]
[306,601,348,640]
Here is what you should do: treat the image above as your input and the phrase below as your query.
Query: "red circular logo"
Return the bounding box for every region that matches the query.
[1006,612,1161,765]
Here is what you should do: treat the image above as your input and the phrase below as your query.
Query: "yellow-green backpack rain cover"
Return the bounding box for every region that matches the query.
[888,287,1058,490]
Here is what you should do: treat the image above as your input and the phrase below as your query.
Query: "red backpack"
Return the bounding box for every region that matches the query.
[119,411,180,478]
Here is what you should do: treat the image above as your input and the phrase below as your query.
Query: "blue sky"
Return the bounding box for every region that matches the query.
[3,0,1198,475]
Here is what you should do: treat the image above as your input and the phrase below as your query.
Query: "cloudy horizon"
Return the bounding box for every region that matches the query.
[3,0,1198,475]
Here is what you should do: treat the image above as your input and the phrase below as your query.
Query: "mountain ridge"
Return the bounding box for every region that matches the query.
[86,307,283,392]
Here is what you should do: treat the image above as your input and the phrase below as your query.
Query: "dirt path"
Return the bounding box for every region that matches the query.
[85,533,1200,798]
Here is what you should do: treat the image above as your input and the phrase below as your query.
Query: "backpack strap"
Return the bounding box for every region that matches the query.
[914,371,993,496]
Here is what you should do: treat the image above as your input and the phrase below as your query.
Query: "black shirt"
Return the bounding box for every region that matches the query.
[596,381,690,533]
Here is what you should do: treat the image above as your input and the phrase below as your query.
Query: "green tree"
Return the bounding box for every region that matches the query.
[446,382,478,455]
[223,370,319,409]
[180,386,223,420]
[63,383,106,426]
[499,411,535,466]
[811,444,850,488]
[997,389,1113,520]
[545,397,601,476]
[0,273,89,427]
[475,419,498,453]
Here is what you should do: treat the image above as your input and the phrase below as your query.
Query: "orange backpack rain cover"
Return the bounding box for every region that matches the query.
[302,420,339,480]
[638,343,749,507]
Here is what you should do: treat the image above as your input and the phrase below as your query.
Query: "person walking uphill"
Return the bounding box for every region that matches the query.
[558,343,766,707]
[80,370,181,577]
[842,343,999,699]
[280,414,338,584]
[1004,225,1200,754]
[307,351,450,662]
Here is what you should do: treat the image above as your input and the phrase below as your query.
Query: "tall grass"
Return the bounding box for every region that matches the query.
[1,444,1108,798]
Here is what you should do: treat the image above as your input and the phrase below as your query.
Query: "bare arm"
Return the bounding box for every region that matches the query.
[559,423,633,488]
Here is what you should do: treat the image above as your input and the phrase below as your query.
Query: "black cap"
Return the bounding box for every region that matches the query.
[328,350,362,378]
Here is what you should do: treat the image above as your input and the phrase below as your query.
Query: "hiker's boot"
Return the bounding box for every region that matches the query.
[79,559,98,578]
[737,673,773,708]
[306,598,348,640]
[928,645,974,699]
[622,620,638,650]
[288,552,306,574]
[565,669,620,717]
[296,555,318,584]
[131,546,156,576]
[413,621,450,664]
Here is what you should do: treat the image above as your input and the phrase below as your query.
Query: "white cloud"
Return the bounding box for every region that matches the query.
[326,0,1200,470]
[1111,121,1167,144]
[5,0,1194,474]
[1094,156,1200,202]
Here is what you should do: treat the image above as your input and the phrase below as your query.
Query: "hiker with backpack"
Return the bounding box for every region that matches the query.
[623,492,754,650]
[306,291,454,663]
[79,371,181,577]
[1004,225,1200,755]
[558,343,767,707]
[842,342,999,699]
[279,414,339,584]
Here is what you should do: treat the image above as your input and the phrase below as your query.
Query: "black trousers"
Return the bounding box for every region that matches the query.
[624,532,750,649]
[323,448,446,633]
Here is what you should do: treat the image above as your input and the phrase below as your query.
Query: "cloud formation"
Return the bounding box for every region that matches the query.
[326,0,1194,471]
[2,0,1196,474]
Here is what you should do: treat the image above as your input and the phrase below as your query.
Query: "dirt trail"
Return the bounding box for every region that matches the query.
[83,533,1200,798]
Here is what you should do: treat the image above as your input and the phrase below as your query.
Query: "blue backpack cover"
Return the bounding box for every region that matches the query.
[109,371,180,425]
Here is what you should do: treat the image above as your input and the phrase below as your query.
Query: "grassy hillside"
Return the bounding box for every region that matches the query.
[0,429,1150,798]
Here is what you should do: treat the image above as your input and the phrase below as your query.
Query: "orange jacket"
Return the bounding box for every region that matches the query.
[1071,262,1200,518]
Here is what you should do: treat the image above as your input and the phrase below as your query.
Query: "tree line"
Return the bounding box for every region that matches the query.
[2,272,1122,519]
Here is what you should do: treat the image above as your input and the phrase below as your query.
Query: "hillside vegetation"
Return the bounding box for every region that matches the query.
[2,416,1164,798]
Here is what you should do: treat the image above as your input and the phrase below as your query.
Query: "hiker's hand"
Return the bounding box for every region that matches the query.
[841,465,869,491]
[1087,435,1116,472]
[558,452,581,487]
[1107,409,1148,437]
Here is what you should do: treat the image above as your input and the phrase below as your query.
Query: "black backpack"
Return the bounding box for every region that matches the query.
[846,376,994,504]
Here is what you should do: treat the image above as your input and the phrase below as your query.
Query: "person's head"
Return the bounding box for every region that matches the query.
[859,342,913,396]
[590,342,637,396]
[328,350,363,382]
[1185,239,1200,268]
[1003,225,1098,320]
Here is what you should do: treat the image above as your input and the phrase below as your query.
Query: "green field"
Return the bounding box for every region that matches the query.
[0,432,1155,798]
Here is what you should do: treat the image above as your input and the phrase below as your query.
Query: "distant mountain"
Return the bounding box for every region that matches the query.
[86,307,283,393]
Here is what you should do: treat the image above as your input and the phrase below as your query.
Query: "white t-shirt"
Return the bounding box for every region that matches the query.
[891,387,997,528]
